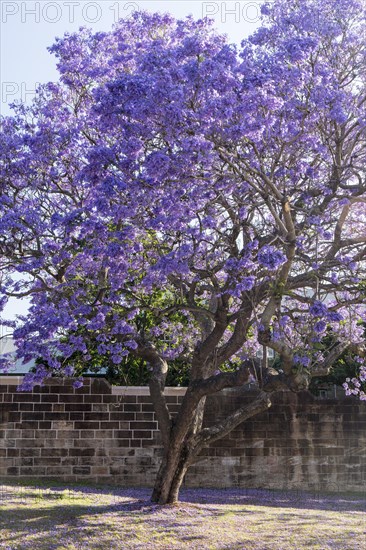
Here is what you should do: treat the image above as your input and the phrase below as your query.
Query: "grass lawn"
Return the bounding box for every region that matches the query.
[0,482,365,549]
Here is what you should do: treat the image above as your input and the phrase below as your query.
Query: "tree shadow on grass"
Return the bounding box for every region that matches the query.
[1,483,365,512]
[178,487,366,512]
[0,499,211,549]
[0,486,365,550]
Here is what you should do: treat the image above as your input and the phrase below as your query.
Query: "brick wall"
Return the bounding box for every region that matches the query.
[0,377,365,492]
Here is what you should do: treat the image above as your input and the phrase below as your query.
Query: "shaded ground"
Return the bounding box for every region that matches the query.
[0,482,365,549]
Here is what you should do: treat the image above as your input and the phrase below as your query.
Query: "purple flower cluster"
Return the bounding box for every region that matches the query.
[72,378,83,389]
[230,276,256,297]
[343,358,366,400]
[313,320,327,333]
[309,301,328,317]
[257,245,287,271]
[293,354,311,367]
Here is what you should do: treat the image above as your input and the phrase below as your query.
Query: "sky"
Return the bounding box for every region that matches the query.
[0,0,262,322]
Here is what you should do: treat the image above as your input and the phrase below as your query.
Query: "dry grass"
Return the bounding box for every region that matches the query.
[0,482,365,549]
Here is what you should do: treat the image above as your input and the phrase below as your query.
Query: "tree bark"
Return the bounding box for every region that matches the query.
[151,441,191,504]
[150,396,206,504]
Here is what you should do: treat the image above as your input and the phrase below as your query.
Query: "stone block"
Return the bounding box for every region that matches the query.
[19,404,33,411]
[38,421,52,429]
[34,457,61,466]
[141,401,155,412]
[65,404,89,412]
[83,395,103,403]
[17,394,40,403]
[33,429,56,439]
[113,430,131,439]
[69,413,84,421]
[110,412,135,421]
[107,439,131,449]
[84,412,109,421]
[79,430,95,438]
[90,379,111,394]
[49,413,70,421]
[130,421,157,430]
[74,439,98,448]
[56,430,80,439]
[69,448,95,457]
[15,439,40,448]
[129,439,142,448]
[74,421,99,430]
[19,448,40,457]
[22,413,44,421]
[77,457,99,466]
[41,448,68,457]
[61,457,78,466]
[119,395,137,403]
[102,395,119,403]
[19,466,46,475]
[59,394,83,403]
[46,466,71,475]
[49,385,74,394]
[92,404,110,412]
[136,412,155,421]
[5,429,21,439]
[52,421,74,430]
[42,395,59,402]
[1,439,16,448]
[101,422,119,429]
[123,404,141,412]
[133,430,152,439]
[91,466,109,475]
[72,466,91,475]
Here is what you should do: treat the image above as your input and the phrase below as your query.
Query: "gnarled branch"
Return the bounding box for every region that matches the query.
[190,391,272,459]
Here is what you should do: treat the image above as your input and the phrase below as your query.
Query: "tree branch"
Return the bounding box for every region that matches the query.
[134,340,172,451]
[190,391,272,458]
[190,364,251,398]
[310,341,351,376]
[217,306,252,364]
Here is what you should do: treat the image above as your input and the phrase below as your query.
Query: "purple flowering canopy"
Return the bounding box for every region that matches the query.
[1,0,366,503]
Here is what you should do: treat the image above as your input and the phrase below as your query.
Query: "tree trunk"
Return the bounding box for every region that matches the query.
[151,395,207,504]
[151,442,191,504]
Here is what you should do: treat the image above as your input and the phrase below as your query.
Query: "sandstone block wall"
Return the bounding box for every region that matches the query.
[0,377,365,492]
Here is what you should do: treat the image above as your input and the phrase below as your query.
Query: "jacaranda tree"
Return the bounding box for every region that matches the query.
[1,0,365,503]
